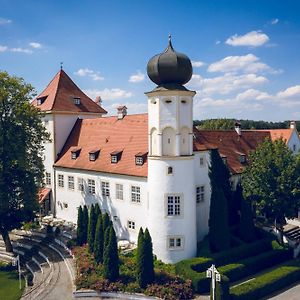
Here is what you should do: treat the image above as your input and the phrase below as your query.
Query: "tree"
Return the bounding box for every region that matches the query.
[144,228,155,284]
[94,203,101,219]
[208,149,231,252]
[88,204,97,252]
[82,205,89,244]
[0,71,49,252]
[76,206,84,246]
[102,212,110,234]
[94,214,104,263]
[242,138,300,243]
[103,224,111,258]
[229,184,242,226]
[103,226,119,281]
[136,227,147,288]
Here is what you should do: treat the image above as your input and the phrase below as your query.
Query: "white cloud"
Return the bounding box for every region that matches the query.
[84,88,133,101]
[236,89,273,101]
[129,71,145,83]
[271,18,279,25]
[215,40,221,45]
[277,85,300,99]
[0,17,11,25]
[191,60,205,68]
[0,45,8,52]
[225,31,269,47]
[207,54,275,74]
[74,68,104,81]
[11,47,33,54]
[29,42,42,49]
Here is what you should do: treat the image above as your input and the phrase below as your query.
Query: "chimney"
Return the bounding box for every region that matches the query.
[95,96,102,106]
[235,122,242,136]
[117,105,127,120]
[290,121,296,130]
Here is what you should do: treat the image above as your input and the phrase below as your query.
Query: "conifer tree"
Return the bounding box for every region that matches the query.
[94,214,104,263]
[82,205,89,244]
[76,206,84,246]
[144,228,155,284]
[102,212,110,234]
[103,225,111,257]
[88,204,97,252]
[94,203,101,219]
[103,226,119,281]
[229,184,242,226]
[239,191,256,242]
[136,227,147,288]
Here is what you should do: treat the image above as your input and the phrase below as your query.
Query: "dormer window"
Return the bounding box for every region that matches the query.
[71,147,81,160]
[135,152,148,166]
[74,97,81,105]
[36,96,47,106]
[239,154,246,164]
[111,151,122,163]
[221,156,227,165]
[89,150,100,161]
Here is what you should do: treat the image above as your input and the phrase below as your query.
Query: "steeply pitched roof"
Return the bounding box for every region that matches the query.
[54,114,148,177]
[32,70,107,114]
[256,129,294,144]
[193,128,270,174]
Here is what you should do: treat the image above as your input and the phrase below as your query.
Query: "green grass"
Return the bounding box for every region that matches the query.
[0,270,25,300]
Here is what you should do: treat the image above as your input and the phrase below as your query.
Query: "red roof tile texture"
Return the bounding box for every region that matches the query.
[38,187,51,203]
[256,129,293,143]
[32,70,107,114]
[55,114,149,177]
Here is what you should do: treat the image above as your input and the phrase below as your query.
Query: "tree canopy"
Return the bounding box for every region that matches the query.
[242,138,300,231]
[0,71,49,251]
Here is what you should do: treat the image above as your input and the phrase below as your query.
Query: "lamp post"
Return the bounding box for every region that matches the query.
[206,264,221,300]
[12,255,21,290]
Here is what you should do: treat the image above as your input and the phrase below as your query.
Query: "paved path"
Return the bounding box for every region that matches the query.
[268,283,300,300]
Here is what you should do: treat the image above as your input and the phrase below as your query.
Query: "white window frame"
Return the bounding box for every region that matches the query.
[167,236,184,250]
[78,178,84,192]
[127,220,136,230]
[45,172,51,185]
[101,181,110,197]
[74,97,81,105]
[166,194,182,217]
[68,176,75,190]
[111,155,118,163]
[131,186,141,203]
[196,185,205,203]
[71,152,77,160]
[115,183,123,200]
[89,153,96,161]
[88,179,95,195]
[58,174,64,188]
[135,156,143,165]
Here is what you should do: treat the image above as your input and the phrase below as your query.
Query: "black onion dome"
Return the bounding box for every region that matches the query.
[147,36,193,86]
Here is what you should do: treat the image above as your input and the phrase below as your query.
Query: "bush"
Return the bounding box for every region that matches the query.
[22,221,40,231]
[67,238,77,249]
[230,259,300,300]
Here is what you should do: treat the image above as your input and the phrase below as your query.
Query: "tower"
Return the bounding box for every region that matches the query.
[146,37,197,263]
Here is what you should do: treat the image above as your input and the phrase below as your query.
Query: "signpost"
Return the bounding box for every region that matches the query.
[206,264,221,300]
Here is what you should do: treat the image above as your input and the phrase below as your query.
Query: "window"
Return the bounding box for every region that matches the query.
[88,179,95,195]
[71,148,81,159]
[131,186,141,203]
[68,176,75,190]
[135,156,143,165]
[167,166,173,175]
[196,186,205,203]
[46,172,51,185]
[222,156,227,165]
[293,144,297,152]
[167,195,181,216]
[239,155,246,164]
[111,155,118,163]
[101,181,110,197]
[58,174,64,188]
[89,150,100,161]
[116,184,123,200]
[89,153,96,161]
[36,96,47,106]
[127,220,135,230]
[200,157,205,166]
[74,97,81,105]
[78,178,84,192]
[168,236,183,250]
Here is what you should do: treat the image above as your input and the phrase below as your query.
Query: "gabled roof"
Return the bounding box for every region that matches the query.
[54,114,148,177]
[32,70,107,114]
[256,129,294,144]
[193,128,270,174]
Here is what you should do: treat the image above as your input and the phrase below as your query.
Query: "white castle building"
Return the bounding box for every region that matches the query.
[34,38,300,263]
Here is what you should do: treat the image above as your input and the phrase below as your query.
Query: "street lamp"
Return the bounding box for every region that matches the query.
[206,264,221,300]
[12,255,21,290]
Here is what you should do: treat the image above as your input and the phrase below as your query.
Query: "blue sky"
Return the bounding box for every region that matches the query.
[1,0,300,121]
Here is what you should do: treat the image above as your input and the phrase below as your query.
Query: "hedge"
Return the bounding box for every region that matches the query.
[219,247,292,282]
[230,259,300,300]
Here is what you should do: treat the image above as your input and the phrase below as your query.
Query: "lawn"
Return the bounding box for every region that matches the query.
[0,270,25,300]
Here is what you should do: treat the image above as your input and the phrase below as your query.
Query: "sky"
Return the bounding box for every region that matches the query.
[1,0,300,121]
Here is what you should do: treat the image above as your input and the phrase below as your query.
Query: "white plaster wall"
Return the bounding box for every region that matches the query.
[193,151,211,242]
[179,97,193,130]
[288,130,300,154]
[54,168,148,242]
[148,157,197,263]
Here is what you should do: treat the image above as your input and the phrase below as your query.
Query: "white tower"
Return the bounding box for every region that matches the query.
[146,36,197,263]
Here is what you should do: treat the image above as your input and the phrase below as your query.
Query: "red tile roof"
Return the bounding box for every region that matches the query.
[193,128,270,174]
[32,70,107,114]
[54,114,149,177]
[38,187,51,203]
[256,129,294,143]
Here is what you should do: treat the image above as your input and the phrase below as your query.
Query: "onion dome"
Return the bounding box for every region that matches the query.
[147,35,193,86]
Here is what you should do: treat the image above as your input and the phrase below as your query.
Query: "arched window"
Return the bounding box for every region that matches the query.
[180,127,190,155]
[162,127,175,156]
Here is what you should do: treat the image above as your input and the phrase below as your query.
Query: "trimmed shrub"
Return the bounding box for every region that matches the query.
[88,204,97,253]
[136,228,147,288]
[144,228,155,284]
[230,259,300,300]
[77,206,84,245]
[82,205,89,244]
[94,214,104,263]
